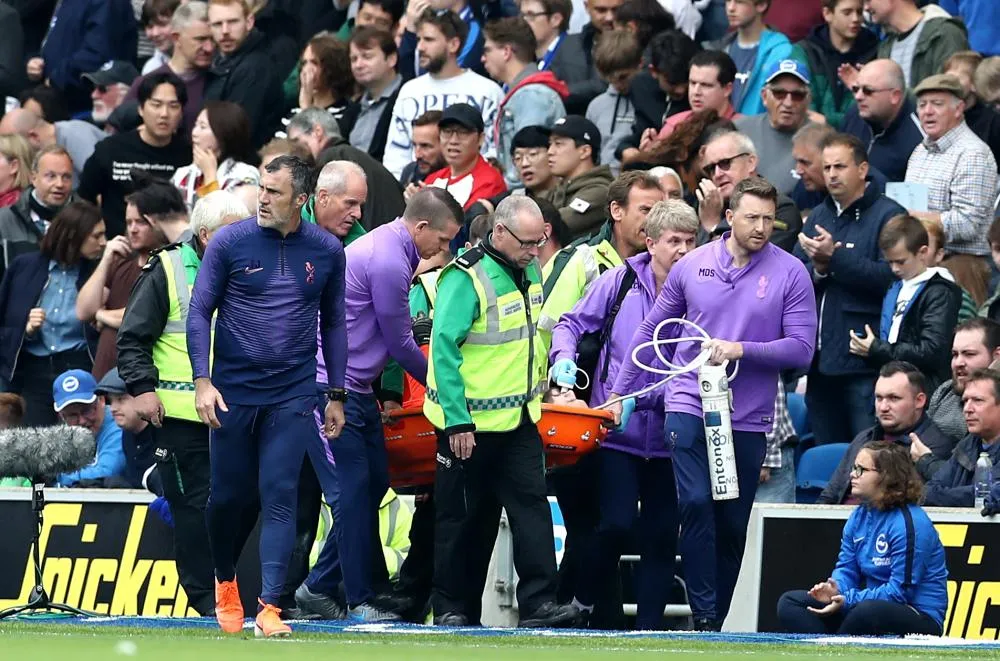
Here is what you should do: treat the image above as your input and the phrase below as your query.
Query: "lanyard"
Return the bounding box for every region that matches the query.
[539,33,565,72]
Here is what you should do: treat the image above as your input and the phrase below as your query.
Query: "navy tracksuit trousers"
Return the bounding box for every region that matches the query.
[667,412,766,623]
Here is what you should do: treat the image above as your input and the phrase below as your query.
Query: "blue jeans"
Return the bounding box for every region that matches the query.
[322,391,389,607]
[668,412,766,623]
[205,395,314,605]
[755,445,796,504]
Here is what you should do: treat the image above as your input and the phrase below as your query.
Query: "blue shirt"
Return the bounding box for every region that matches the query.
[25,260,87,357]
[729,42,759,112]
[57,406,127,486]
[187,217,347,405]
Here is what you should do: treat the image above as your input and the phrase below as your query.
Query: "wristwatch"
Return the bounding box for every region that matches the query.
[326,388,348,402]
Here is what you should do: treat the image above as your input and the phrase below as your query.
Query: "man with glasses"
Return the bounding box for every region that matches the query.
[736,60,814,196]
[816,361,955,504]
[424,195,581,628]
[425,103,507,209]
[695,129,802,251]
[841,59,923,182]
[795,132,905,446]
[52,369,127,487]
[521,0,591,97]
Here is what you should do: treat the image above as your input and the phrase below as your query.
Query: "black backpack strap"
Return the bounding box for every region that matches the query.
[598,264,637,382]
[900,506,915,588]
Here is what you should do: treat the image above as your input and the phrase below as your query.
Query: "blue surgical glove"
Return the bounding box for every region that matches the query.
[616,397,636,431]
[149,496,174,528]
[551,359,578,389]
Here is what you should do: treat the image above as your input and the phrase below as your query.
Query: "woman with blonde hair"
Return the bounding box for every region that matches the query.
[777,439,948,636]
[0,135,34,209]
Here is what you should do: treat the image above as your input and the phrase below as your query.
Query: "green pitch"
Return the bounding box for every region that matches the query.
[2,623,999,660]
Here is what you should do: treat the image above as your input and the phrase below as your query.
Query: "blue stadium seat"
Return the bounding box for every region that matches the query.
[795,443,850,504]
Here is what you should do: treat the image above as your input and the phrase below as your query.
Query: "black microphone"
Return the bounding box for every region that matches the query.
[0,425,96,481]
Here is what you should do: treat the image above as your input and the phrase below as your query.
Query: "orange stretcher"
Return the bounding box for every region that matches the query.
[383,404,615,488]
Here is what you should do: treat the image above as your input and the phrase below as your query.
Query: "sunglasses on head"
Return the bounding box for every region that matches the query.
[768,87,808,102]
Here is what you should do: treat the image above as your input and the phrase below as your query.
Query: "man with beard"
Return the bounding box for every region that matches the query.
[606,176,816,631]
[383,9,501,179]
[82,61,140,131]
[924,318,1000,445]
[76,177,177,379]
[186,155,348,637]
[400,111,446,186]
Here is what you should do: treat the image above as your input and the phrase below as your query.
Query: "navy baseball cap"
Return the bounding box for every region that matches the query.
[439,103,485,133]
[549,116,601,157]
[53,369,99,412]
[82,60,140,88]
[765,59,810,86]
[95,368,128,397]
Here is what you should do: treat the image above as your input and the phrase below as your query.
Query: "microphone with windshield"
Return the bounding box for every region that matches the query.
[0,424,100,620]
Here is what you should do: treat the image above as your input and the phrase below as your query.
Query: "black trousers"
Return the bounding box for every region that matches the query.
[776,590,942,636]
[12,349,91,427]
[550,452,624,629]
[394,485,435,605]
[432,420,559,621]
[155,417,215,615]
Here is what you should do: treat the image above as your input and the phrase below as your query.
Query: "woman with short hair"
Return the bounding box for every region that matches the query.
[776,441,948,636]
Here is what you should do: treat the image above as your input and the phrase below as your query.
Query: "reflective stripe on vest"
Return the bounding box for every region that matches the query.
[418,271,438,314]
[423,253,547,432]
[153,246,200,422]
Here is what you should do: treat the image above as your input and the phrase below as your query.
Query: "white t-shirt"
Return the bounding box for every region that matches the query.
[382,70,502,179]
[888,268,935,343]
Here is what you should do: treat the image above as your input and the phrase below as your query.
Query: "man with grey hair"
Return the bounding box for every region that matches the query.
[116,184,245,619]
[185,154,349,637]
[841,59,923,182]
[304,160,368,243]
[295,187,464,623]
[125,1,216,133]
[905,73,998,259]
[696,129,802,252]
[287,108,405,232]
[549,198,696,628]
[425,195,581,628]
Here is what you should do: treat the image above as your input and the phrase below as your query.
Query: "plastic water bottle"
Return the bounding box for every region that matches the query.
[974,452,993,511]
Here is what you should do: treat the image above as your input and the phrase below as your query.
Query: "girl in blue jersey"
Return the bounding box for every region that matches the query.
[777,441,948,636]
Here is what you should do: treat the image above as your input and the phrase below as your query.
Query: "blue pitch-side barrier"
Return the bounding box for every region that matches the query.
[12,616,1000,650]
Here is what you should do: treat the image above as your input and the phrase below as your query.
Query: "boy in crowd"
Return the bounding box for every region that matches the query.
[848,214,962,393]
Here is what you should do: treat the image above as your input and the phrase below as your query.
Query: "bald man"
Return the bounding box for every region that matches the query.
[0,108,106,186]
[840,59,924,182]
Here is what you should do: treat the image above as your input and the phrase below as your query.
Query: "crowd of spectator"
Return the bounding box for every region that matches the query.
[1,0,1000,635]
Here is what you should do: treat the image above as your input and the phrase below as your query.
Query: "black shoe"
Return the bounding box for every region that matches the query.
[294,583,347,620]
[518,602,581,628]
[691,616,721,632]
[433,611,468,626]
[375,591,416,615]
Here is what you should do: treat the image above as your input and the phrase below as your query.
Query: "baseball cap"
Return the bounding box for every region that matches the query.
[82,60,140,88]
[510,125,551,155]
[439,103,485,133]
[549,116,601,159]
[764,59,810,86]
[913,73,965,99]
[95,368,128,397]
[52,369,99,412]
